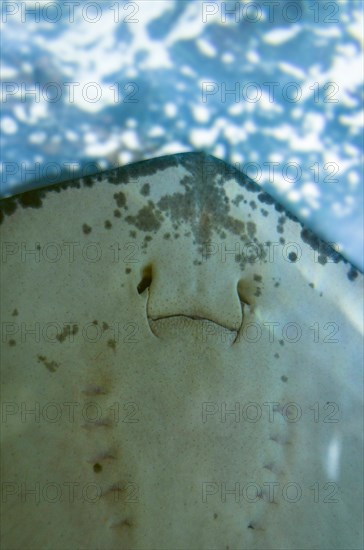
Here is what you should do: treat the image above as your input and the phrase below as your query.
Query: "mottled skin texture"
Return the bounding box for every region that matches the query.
[0,153,363,549]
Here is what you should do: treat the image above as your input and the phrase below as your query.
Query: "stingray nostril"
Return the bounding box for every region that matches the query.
[237,279,252,308]
[137,264,153,294]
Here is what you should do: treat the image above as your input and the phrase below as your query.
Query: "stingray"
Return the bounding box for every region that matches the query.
[1,152,363,549]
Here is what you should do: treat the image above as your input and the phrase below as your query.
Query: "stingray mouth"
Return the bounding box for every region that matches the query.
[147,314,240,343]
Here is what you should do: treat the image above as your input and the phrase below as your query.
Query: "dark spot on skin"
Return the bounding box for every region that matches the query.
[104,220,112,229]
[253,274,262,282]
[107,170,127,184]
[249,201,257,210]
[144,235,152,242]
[258,192,275,205]
[232,194,244,206]
[288,252,297,262]
[174,233,179,239]
[278,216,286,225]
[281,375,288,382]
[277,225,284,234]
[18,190,44,209]
[309,282,314,288]
[9,339,16,346]
[213,513,218,519]
[82,224,92,235]
[126,201,164,232]
[57,324,79,343]
[247,523,255,529]
[114,209,121,218]
[125,267,131,274]
[261,208,268,217]
[274,282,280,287]
[36,244,41,250]
[320,292,323,297]
[0,197,18,223]
[93,463,102,473]
[164,233,170,239]
[107,339,116,350]
[113,192,126,208]
[129,230,137,238]
[37,354,59,372]
[247,221,256,238]
[102,322,109,331]
[12,309,18,316]
[274,353,279,359]
[300,228,343,265]
[348,267,358,281]
[140,183,150,196]
[92,320,98,325]
[279,339,284,346]
[254,288,261,297]
[279,237,285,244]
[83,175,95,187]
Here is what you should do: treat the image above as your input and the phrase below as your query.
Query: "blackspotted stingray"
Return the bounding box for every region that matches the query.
[1,153,363,549]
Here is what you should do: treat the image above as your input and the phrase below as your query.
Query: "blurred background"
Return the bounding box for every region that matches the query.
[1,0,363,269]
